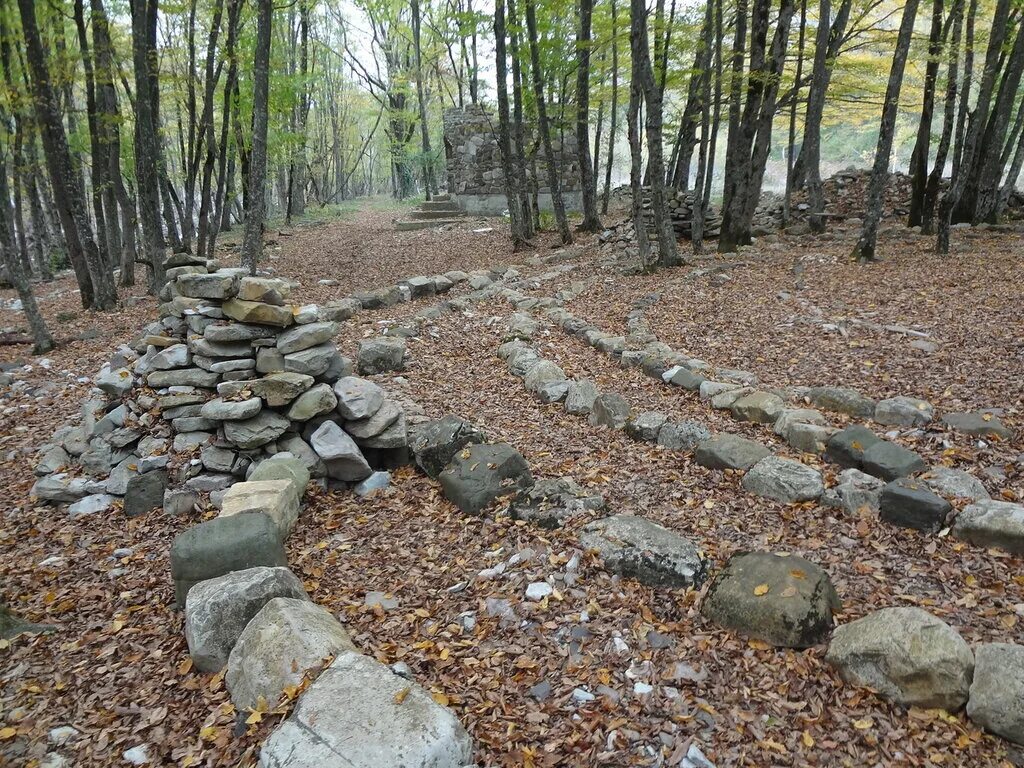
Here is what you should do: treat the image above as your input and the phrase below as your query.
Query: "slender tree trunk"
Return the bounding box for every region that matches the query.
[210,0,242,258]
[601,0,619,214]
[494,0,527,247]
[692,0,716,253]
[525,0,572,243]
[575,0,601,231]
[507,0,533,237]
[626,14,651,270]
[195,0,226,258]
[922,0,963,234]
[241,0,272,274]
[951,0,978,177]
[851,0,921,262]
[783,0,807,225]
[908,0,945,227]
[805,0,834,233]
[18,0,116,310]
[412,0,434,200]
[702,0,724,211]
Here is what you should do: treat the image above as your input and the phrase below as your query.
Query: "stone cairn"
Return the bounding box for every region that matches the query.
[599,186,722,248]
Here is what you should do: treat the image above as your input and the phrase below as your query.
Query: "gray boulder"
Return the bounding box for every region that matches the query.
[826,607,973,711]
[588,393,630,430]
[581,514,707,588]
[345,399,401,439]
[565,379,598,415]
[283,343,338,378]
[879,478,952,532]
[861,441,927,480]
[625,412,667,442]
[184,566,307,672]
[258,652,473,768]
[249,456,311,495]
[333,377,385,420]
[785,422,836,454]
[695,434,771,471]
[824,425,881,469]
[774,408,827,436]
[874,396,934,427]
[952,499,1024,554]
[408,416,486,478]
[701,551,840,648]
[967,643,1024,744]
[730,391,785,424]
[806,386,876,419]
[276,322,337,355]
[508,478,604,528]
[821,468,885,515]
[668,367,706,391]
[286,383,337,421]
[224,411,291,450]
[942,411,1013,440]
[523,360,566,393]
[357,338,406,375]
[741,457,824,503]
[249,372,314,407]
[309,421,372,481]
[438,443,533,514]
[227,597,358,711]
[123,470,168,517]
[200,397,262,421]
[657,421,711,452]
[170,512,288,607]
[921,467,989,502]
[147,367,219,389]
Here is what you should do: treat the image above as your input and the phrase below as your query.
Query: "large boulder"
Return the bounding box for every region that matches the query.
[123,470,168,517]
[861,441,927,480]
[220,480,301,537]
[438,443,533,514]
[824,425,881,469]
[170,512,287,607]
[523,360,566,394]
[741,457,824,503]
[258,652,473,768]
[357,338,406,375]
[564,379,599,415]
[952,499,1024,554]
[826,607,974,711]
[581,514,707,588]
[806,386,876,419]
[730,391,785,424]
[967,643,1024,744]
[508,478,604,528]
[941,411,1013,440]
[695,434,771,471]
[409,416,486,478]
[878,478,952,532]
[874,396,934,427]
[701,551,840,648]
[588,393,630,430]
[227,597,358,711]
[184,567,307,672]
[656,421,711,452]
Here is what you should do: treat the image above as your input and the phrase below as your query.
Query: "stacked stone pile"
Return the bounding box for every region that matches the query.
[30,260,414,518]
[599,186,722,246]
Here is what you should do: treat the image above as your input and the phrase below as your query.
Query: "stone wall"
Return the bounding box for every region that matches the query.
[442,104,582,215]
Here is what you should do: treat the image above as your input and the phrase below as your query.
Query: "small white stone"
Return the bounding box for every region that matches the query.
[525,581,553,601]
[48,726,79,746]
[571,687,595,703]
[633,682,654,695]
[122,745,151,765]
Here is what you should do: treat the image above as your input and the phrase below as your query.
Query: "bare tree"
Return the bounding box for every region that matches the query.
[575,0,601,231]
[241,0,273,274]
[494,0,528,246]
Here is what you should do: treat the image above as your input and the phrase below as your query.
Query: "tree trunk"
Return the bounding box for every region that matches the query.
[783,0,807,225]
[241,0,272,274]
[195,0,226,257]
[804,0,834,232]
[494,0,528,246]
[601,0,619,214]
[18,0,116,310]
[626,16,651,270]
[575,0,601,231]
[692,0,716,253]
[507,0,533,237]
[412,0,434,200]
[525,0,572,243]
[908,0,945,227]
[851,0,921,262]
[922,0,963,234]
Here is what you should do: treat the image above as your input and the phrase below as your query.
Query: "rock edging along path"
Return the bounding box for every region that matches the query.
[504,294,1021,557]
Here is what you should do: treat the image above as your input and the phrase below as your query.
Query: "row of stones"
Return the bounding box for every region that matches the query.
[521,300,1022,556]
[169,455,475,768]
[491,316,1024,747]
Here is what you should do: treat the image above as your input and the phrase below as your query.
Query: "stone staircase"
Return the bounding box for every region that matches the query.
[395,194,467,231]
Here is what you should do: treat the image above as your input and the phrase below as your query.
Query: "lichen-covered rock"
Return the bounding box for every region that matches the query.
[730,391,785,424]
[821,468,885,515]
[333,377,385,420]
[656,421,711,451]
[588,393,630,429]
[357,338,406,375]
[625,412,667,442]
[874,396,934,427]
[826,607,973,711]
[952,499,1024,554]
[695,434,771,471]
[581,514,707,587]
[508,478,604,528]
[702,551,840,648]
[223,411,290,450]
[806,386,876,419]
[565,379,599,415]
[220,480,301,537]
[741,456,824,503]
[249,372,314,407]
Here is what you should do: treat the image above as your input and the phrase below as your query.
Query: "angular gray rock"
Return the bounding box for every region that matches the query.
[408,415,486,478]
[656,421,711,452]
[668,367,707,391]
[741,457,824,503]
[878,478,952,532]
[785,422,836,454]
[773,408,827,436]
[826,607,974,711]
[249,372,314,407]
[200,397,262,421]
[952,499,1024,554]
[345,399,401,439]
[176,271,240,300]
[942,411,1013,440]
[357,338,406,375]
[730,391,785,424]
[921,467,989,502]
[967,643,1024,744]
[184,567,307,672]
[806,386,876,419]
[508,478,604,528]
[224,411,291,450]
[821,468,885,515]
[588,393,630,430]
[124,470,168,517]
[580,514,707,587]
[438,443,533,513]
[565,379,599,415]
[286,383,337,421]
[227,597,358,711]
[147,367,219,389]
[309,421,372,481]
[625,412,667,442]
[824,425,881,469]
[695,434,771,471]
[333,377,385,420]
[276,322,337,355]
[861,441,927,480]
[258,652,473,768]
[523,360,566,393]
[149,344,190,370]
[874,396,934,427]
[701,551,840,648]
[283,343,338,377]
[170,512,288,607]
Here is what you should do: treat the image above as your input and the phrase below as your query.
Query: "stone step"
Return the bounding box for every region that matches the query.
[395,218,466,231]
[431,193,452,202]
[419,200,461,211]
[408,209,467,220]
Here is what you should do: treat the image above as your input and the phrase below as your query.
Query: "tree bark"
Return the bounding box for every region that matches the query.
[922,0,963,234]
[851,0,921,262]
[601,0,619,214]
[783,0,807,225]
[412,0,435,200]
[626,11,651,270]
[241,0,273,274]
[908,0,945,227]
[575,0,601,231]
[494,0,528,246]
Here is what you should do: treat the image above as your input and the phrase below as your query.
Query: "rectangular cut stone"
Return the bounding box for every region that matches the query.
[222,298,295,327]
[176,271,240,300]
[238,276,292,305]
[219,480,301,537]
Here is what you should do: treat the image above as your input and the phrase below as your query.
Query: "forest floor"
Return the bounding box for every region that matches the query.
[1,199,1022,767]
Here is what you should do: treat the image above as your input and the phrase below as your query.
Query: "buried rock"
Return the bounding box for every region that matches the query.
[695,434,771,471]
[951,499,1024,555]
[878,478,952,532]
[741,457,824,503]
[258,651,473,768]
[701,551,840,648]
[826,607,974,711]
[438,443,533,514]
[507,478,604,528]
[580,514,708,588]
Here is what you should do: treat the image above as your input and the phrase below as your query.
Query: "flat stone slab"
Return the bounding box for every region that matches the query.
[826,607,974,711]
[874,396,934,427]
[580,514,708,588]
[741,456,824,503]
[439,443,533,514]
[258,651,473,768]
[695,434,771,471]
[952,499,1024,554]
[861,440,927,480]
[942,411,1013,440]
[508,478,604,528]
[824,425,881,469]
[879,478,952,532]
[656,421,711,451]
[220,480,301,537]
[702,551,840,648]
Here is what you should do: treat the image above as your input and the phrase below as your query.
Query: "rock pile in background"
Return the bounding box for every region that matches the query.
[30,261,412,520]
[599,187,722,248]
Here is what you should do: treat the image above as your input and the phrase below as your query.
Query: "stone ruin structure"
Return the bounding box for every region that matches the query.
[442,104,582,215]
